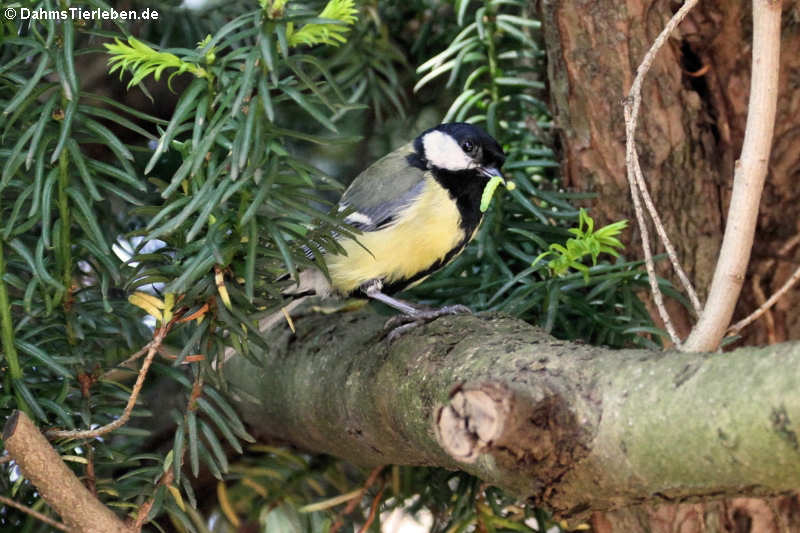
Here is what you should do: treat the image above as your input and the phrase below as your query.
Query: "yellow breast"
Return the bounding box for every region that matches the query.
[325,177,465,294]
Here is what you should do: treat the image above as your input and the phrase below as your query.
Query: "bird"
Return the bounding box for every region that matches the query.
[282,122,506,334]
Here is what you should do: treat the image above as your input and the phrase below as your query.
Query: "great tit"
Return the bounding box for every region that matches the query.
[287,122,505,324]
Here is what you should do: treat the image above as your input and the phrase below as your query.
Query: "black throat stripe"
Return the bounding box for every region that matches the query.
[431,167,490,235]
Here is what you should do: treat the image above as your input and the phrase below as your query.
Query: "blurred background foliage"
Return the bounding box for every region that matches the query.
[0,0,666,530]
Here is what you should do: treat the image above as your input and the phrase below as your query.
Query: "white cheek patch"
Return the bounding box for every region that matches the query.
[422,130,474,171]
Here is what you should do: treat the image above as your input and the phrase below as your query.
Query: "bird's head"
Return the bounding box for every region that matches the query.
[414,122,506,181]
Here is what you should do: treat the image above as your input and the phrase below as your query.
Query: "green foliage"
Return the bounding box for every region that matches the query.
[534,208,628,281]
[0,0,665,531]
[105,37,211,89]
[0,0,408,529]
[286,0,358,47]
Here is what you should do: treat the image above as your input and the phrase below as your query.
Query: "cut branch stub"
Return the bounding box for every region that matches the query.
[435,381,584,484]
[435,384,512,462]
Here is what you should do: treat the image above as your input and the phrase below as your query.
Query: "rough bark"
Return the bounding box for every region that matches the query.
[538,0,800,344]
[225,308,800,521]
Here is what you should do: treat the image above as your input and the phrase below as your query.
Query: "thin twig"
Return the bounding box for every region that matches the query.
[131,372,203,531]
[0,494,69,531]
[187,374,205,412]
[101,305,192,382]
[728,264,800,339]
[100,339,157,382]
[623,0,702,316]
[632,154,702,315]
[682,0,783,352]
[112,340,157,369]
[623,0,701,346]
[357,480,385,533]
[625,148,681,345]
[750,273,777,343]
[85,444,97,496]
[132,469,174,531]
[776,234,800,261]
[727,233,800,340]
[330,466,385,533]
[47,325,169,440]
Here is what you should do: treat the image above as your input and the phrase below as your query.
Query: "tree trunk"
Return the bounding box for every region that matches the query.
[537,0,800,529]
[224,308,800,524]
[538,0,800,345]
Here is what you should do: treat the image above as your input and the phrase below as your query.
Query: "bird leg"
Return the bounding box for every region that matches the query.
[361,280,471,341]
[362,280,419,315]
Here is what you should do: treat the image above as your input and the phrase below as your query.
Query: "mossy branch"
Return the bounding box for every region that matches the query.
[226,307,800,523]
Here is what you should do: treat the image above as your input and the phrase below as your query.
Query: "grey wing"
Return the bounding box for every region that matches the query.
[338,142,428,231]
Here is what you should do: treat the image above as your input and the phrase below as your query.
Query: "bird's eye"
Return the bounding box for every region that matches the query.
[461,140,475,154]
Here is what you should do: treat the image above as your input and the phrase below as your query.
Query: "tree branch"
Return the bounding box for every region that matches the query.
[682,0,783,352]
[3,410,134,533]
[225,309,800,521]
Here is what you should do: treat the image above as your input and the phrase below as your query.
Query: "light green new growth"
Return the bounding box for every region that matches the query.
[286,0,358,47]
[105,37,209,90]
[261,0,289,18]
[534,209,628,281]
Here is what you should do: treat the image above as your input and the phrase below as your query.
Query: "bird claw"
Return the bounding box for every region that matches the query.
[434,304,472,317]
[385,321,423,343]
[383,304,472,342]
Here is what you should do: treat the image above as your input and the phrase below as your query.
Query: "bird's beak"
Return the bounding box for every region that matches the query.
[479,166,504,182]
